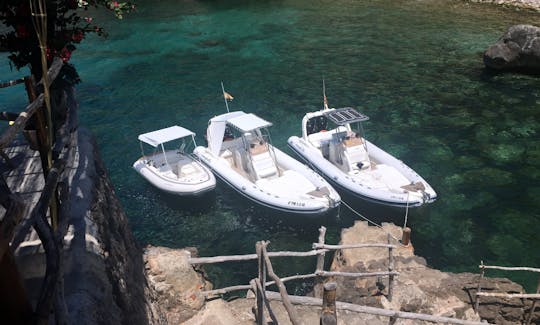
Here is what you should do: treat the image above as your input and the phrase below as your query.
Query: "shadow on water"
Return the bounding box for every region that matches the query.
[150,187,218,214]
[214,178,341,231]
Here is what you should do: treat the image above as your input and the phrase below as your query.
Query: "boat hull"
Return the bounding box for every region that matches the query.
[288,136,437,208]
[133,152,216,197]
[193,146,341,215]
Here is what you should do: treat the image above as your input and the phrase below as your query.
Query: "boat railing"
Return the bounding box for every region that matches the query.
[189,226,489,325]
[475,261,540,325]
[0,57,77,324]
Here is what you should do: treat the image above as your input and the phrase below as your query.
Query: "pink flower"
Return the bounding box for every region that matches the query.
[113,1,119,7]
[60,47,72,63]
[84,17,93,23]
[72,30,84,42]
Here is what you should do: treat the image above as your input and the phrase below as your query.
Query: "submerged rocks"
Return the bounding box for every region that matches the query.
[484,24,540,72]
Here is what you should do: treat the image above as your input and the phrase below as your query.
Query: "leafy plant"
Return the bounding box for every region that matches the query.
[0,0,134,76]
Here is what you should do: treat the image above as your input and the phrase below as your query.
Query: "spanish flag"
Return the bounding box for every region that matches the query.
[224,91,234,101]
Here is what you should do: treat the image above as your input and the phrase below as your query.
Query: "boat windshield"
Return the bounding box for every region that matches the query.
[306,115,329,135]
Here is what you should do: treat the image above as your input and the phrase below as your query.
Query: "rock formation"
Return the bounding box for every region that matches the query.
[12,128,163,324]
[484,24,540,72]
[144,246,210,323]
[320,221,539,324]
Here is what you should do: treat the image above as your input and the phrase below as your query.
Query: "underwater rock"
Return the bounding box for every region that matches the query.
[484,24,540,73]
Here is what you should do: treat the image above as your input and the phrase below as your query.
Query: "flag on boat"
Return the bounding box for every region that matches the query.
[224,91,234,101]
[323,94,329,110]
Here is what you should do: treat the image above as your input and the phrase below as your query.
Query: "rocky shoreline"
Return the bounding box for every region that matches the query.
[143,221,539,324]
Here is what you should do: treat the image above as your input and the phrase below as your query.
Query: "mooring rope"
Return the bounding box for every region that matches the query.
[340,199,405,245]
[403,192,410,229]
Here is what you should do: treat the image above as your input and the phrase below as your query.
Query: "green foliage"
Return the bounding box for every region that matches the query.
[0,0,135,72]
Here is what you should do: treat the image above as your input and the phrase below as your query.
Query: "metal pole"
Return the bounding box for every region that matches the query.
[221,82,230,113]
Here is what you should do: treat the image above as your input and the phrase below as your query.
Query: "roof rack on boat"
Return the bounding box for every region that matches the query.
[325,107,369,125]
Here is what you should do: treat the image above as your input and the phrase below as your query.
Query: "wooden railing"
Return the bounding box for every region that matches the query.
[189,226,489,325]
[475,261,540,325]
[0,58,78,324]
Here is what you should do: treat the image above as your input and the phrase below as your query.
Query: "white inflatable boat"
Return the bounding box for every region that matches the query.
[193,111,341,215]
[288,107,437,207]
[133,126,216,196]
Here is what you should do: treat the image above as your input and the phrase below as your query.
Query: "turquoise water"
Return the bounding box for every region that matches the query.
[2,0,540,291]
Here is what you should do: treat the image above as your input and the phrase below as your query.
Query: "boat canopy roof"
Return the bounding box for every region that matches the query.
[138,126,194,147]
[325,107,369,125]
[227,113,272,132]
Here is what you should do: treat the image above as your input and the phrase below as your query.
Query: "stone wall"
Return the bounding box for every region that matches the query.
[13,128,163,324]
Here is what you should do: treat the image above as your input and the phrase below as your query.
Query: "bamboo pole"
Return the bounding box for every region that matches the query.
[254,277,278,325]
[480,265,540,273]
[475,293,540,299]
[203,273,319,297]
[261,291,491,325]
[0,77,26,88]
[260,241,301,325]
[321,282,337,325]
[316,271,399,278]
[315,226,326,273]
[201,269,400,297]
[0,58,62,150]
[526,278,540,325]
[475,261,484,313]
[190,249,329,265]
[387,233,395,302]
[401,227,411,246]
[313,243,396,250]
[255,242,265,325]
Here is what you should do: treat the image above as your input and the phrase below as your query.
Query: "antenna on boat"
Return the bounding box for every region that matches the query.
[221,81,234,113]
[322,79,329,110]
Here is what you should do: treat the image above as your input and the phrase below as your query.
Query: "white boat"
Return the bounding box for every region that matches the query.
[288,106,437,207]
[133,126,216,196]
[193,111,341,215]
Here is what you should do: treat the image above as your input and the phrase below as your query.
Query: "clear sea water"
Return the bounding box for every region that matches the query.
[2,0,540,292]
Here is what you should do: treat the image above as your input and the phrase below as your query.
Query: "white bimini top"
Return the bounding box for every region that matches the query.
[138,126,194,147]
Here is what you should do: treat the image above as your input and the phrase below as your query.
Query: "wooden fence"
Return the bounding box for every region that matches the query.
[190,226,489,325]
[0,57,78,324]
[475,261,540,325]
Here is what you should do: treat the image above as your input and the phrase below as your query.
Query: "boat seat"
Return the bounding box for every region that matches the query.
[220,149,234,167]
[251,151,278,179]
[177,162,198,177]
[307,126,348,148]
[345,145,370,170]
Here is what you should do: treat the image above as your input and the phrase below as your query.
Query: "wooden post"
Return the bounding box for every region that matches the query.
[387,234,394,302]
[321,282,337,325]
[260,241,301,325]
[255,242,266,325]
[316,226,327,273]
[401,227,411,246]
[475,261,484,313]
[526,277,540,325]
